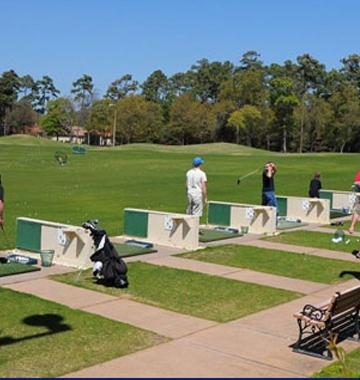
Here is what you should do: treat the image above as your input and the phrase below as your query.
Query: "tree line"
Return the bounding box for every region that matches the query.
[1,51,360,152]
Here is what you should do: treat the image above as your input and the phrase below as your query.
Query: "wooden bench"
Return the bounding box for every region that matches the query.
[293,285,360,360]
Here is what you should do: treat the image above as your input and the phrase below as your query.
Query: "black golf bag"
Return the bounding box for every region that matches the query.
[82,220,128,288]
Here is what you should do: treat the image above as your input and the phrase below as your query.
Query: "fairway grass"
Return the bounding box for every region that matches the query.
[265,230,359,253]
[313,347,360,378]
[52,262,302,323]
[0,287,165,378]
[178,245,359,284]
[2,135,360,252]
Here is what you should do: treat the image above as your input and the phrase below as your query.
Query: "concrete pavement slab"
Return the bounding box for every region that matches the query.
[4,278,118,308]
[82,298,216,338]
[180,324,331,377]
[62,339,299,378]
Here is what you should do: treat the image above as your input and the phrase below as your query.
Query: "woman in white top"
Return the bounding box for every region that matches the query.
[186,157,208,216]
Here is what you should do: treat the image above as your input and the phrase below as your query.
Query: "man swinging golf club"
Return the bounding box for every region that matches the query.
[261,161,278,210]
[186,157,207,216]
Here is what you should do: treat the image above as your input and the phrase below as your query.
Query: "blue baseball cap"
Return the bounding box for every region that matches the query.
[192,157,204,166]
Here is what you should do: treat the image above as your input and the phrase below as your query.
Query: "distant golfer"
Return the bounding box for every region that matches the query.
[261,162,278,209]
[186,157,208,216]
[309,172,322,198]
[0,176,4,226]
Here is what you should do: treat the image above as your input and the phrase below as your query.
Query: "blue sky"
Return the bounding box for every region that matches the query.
[1,0,359,95]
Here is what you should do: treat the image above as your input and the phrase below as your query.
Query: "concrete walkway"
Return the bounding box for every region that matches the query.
[2,222,360,378]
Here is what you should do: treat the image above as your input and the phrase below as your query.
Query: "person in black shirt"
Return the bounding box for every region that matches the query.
[308,172,322,198]
[0,175,4,226]
[261,162,278,210]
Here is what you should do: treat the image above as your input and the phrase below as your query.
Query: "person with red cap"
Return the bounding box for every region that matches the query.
[348,170,360,234]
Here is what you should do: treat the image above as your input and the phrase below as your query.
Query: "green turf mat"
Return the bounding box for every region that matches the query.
[277,219,308,230]
[330,209,351,219]
[113,243,157,258]
[0,262,40,277]
[199,228,242,242]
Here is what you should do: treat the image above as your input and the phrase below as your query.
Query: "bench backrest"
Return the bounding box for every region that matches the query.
[330,286,360,316]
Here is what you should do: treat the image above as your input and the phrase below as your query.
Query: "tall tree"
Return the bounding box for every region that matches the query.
[4,99,38,134]
[169,93,216,144]
[71,74,94,108]
[219,67,267,107]
[18,75,36,99]
[141,70,169,103]
[269,77,300,152]
[228,105,262,145]
[328,83,360,152]
[294,54,325,152]
[40,97,74,139]
[189,59,234,103]
[115,95,163,144]
[0,70,20,134]
[32,75,60,114]
[340,53,360,92]
[239,50,263,70]
[105,74,138,100]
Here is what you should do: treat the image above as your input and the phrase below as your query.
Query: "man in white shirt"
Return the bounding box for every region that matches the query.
[186,157,208,216]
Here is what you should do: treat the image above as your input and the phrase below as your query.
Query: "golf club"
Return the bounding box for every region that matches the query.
[237,167,262,185]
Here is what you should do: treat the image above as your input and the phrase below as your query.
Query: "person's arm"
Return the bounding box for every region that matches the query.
[202,181,208,204]
[265,165,273,178]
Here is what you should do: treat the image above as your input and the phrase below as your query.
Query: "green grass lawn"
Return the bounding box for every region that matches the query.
[52,261,302,322]
[0,287,165,378]
[1,135,360,250]
[313,347,360,378]
[178,245,359,284]
[265,230,359,253]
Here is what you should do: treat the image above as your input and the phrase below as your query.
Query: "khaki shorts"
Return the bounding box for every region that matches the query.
[354,198,360,216]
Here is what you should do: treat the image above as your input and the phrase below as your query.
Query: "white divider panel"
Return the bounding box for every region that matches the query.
[332,191,358,211]
[125,209,199,250]
[284,196,330,224]
[17,217,94,269]
[208,201,277,235]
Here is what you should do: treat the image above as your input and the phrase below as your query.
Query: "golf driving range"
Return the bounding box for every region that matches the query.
[1,136,360,377]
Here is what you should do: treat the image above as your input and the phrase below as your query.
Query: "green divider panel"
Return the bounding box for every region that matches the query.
[124,210,148,238]
[16,219,41,252]
[208,203,231,226]
[276,197,287,217]
[319,190,333,209]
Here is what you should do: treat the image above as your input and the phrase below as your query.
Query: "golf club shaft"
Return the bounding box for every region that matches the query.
[238,167,261,182]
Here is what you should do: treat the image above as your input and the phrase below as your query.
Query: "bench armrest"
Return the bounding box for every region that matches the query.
[301,304,326,321]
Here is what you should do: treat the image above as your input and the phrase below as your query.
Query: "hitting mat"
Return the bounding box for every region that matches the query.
[0,262,40,277]
[330,209,351,219]
[277,218,308,230]
[112,243,157,258]
[199,228,242,242]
